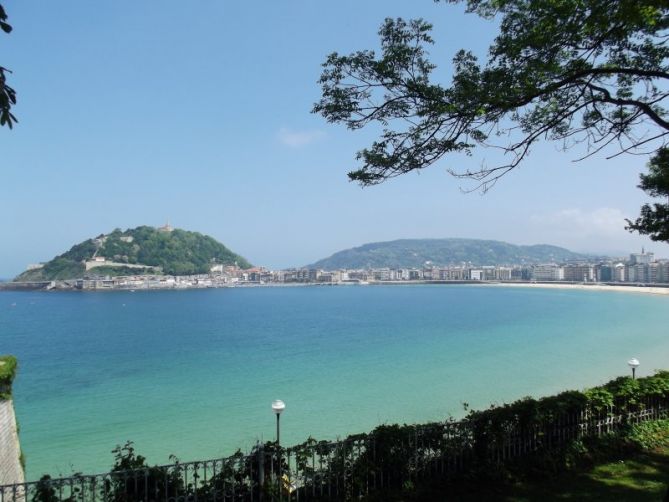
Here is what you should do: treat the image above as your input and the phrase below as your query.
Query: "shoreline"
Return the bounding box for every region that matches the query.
[479,281,669,296]
[1,278,669,295]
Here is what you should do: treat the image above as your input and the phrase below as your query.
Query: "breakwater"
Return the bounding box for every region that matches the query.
[0,281,54,291]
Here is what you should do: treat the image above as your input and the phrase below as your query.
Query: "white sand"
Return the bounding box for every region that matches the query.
[484,282,669,296]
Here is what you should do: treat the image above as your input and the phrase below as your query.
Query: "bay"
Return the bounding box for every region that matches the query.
[1,285,668,480]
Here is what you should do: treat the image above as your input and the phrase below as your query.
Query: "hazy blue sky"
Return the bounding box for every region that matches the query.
[1,1,666,277]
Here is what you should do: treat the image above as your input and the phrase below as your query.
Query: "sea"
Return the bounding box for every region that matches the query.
[1,284,669,480]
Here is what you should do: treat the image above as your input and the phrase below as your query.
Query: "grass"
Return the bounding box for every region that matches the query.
[369,422,669,501]
[500,449,669,501]
[537,421,669,501]
[377,450,669,501]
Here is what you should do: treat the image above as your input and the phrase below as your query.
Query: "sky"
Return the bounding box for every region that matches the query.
[1,0,667,277]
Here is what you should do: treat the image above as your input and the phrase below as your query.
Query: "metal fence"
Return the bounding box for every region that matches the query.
[2,396,668,502]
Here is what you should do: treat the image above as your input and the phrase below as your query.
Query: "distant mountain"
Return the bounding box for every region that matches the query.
[308,238,595,270]
[15,226,252,281]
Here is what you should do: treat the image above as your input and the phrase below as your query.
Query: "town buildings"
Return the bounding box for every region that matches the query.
[267,249,668,286]
[30,248,669,291]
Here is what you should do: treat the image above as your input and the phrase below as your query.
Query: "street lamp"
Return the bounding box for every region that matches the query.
[628,358,640,379]
[271,399,285,498]
[272,399,285,445]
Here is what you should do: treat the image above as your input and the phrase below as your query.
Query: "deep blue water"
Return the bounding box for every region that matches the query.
[1,285,668,479]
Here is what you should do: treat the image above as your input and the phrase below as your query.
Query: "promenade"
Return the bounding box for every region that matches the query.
[0,400,24,485]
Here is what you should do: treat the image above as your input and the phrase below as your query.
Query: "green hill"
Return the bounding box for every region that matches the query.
[308,238,594,269]
[15,226,252,281]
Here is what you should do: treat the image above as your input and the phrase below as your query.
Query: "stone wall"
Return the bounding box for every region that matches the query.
[0,400,24,485]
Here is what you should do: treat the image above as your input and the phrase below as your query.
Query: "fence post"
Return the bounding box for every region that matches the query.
[258,443,265,501]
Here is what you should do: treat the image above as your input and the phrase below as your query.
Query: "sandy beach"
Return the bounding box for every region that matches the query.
[485,282,669,296]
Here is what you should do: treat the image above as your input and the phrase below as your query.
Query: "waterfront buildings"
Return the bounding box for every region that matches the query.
[269,249,668,286]
[15,248,669,291]
[531,264,565,281]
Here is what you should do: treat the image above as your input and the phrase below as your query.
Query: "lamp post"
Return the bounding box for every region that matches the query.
[628,358,640,379]
[271,400,285,499]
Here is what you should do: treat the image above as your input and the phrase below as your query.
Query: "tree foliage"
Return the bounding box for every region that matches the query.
[98,226,253,275]
[0,354,17,399]
[626,146,669,242]
[14,226,252,281]
[309,238,590,269]
[313,0,669,189]
[0,2,17,129]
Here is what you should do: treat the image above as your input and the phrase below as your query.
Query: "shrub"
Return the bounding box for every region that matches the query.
[0,354,17,399]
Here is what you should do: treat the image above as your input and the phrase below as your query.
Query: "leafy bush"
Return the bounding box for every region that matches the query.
[0,354,17,399]
[104,442,185,502]
[627,420,669,450]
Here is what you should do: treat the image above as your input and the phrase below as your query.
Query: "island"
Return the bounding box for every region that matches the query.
[6,225,252,290]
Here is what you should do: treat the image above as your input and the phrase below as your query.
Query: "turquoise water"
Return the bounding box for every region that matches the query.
[1,285,669,480]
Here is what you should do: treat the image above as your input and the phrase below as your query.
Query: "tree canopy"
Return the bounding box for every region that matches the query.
[15,226,253,281]
[626,147,669,242]
[0,3,16,129]
[309,238,590,270]
[313,0,669,189]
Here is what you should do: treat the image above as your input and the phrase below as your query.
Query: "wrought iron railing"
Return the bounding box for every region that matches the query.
[2,396,668,502]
